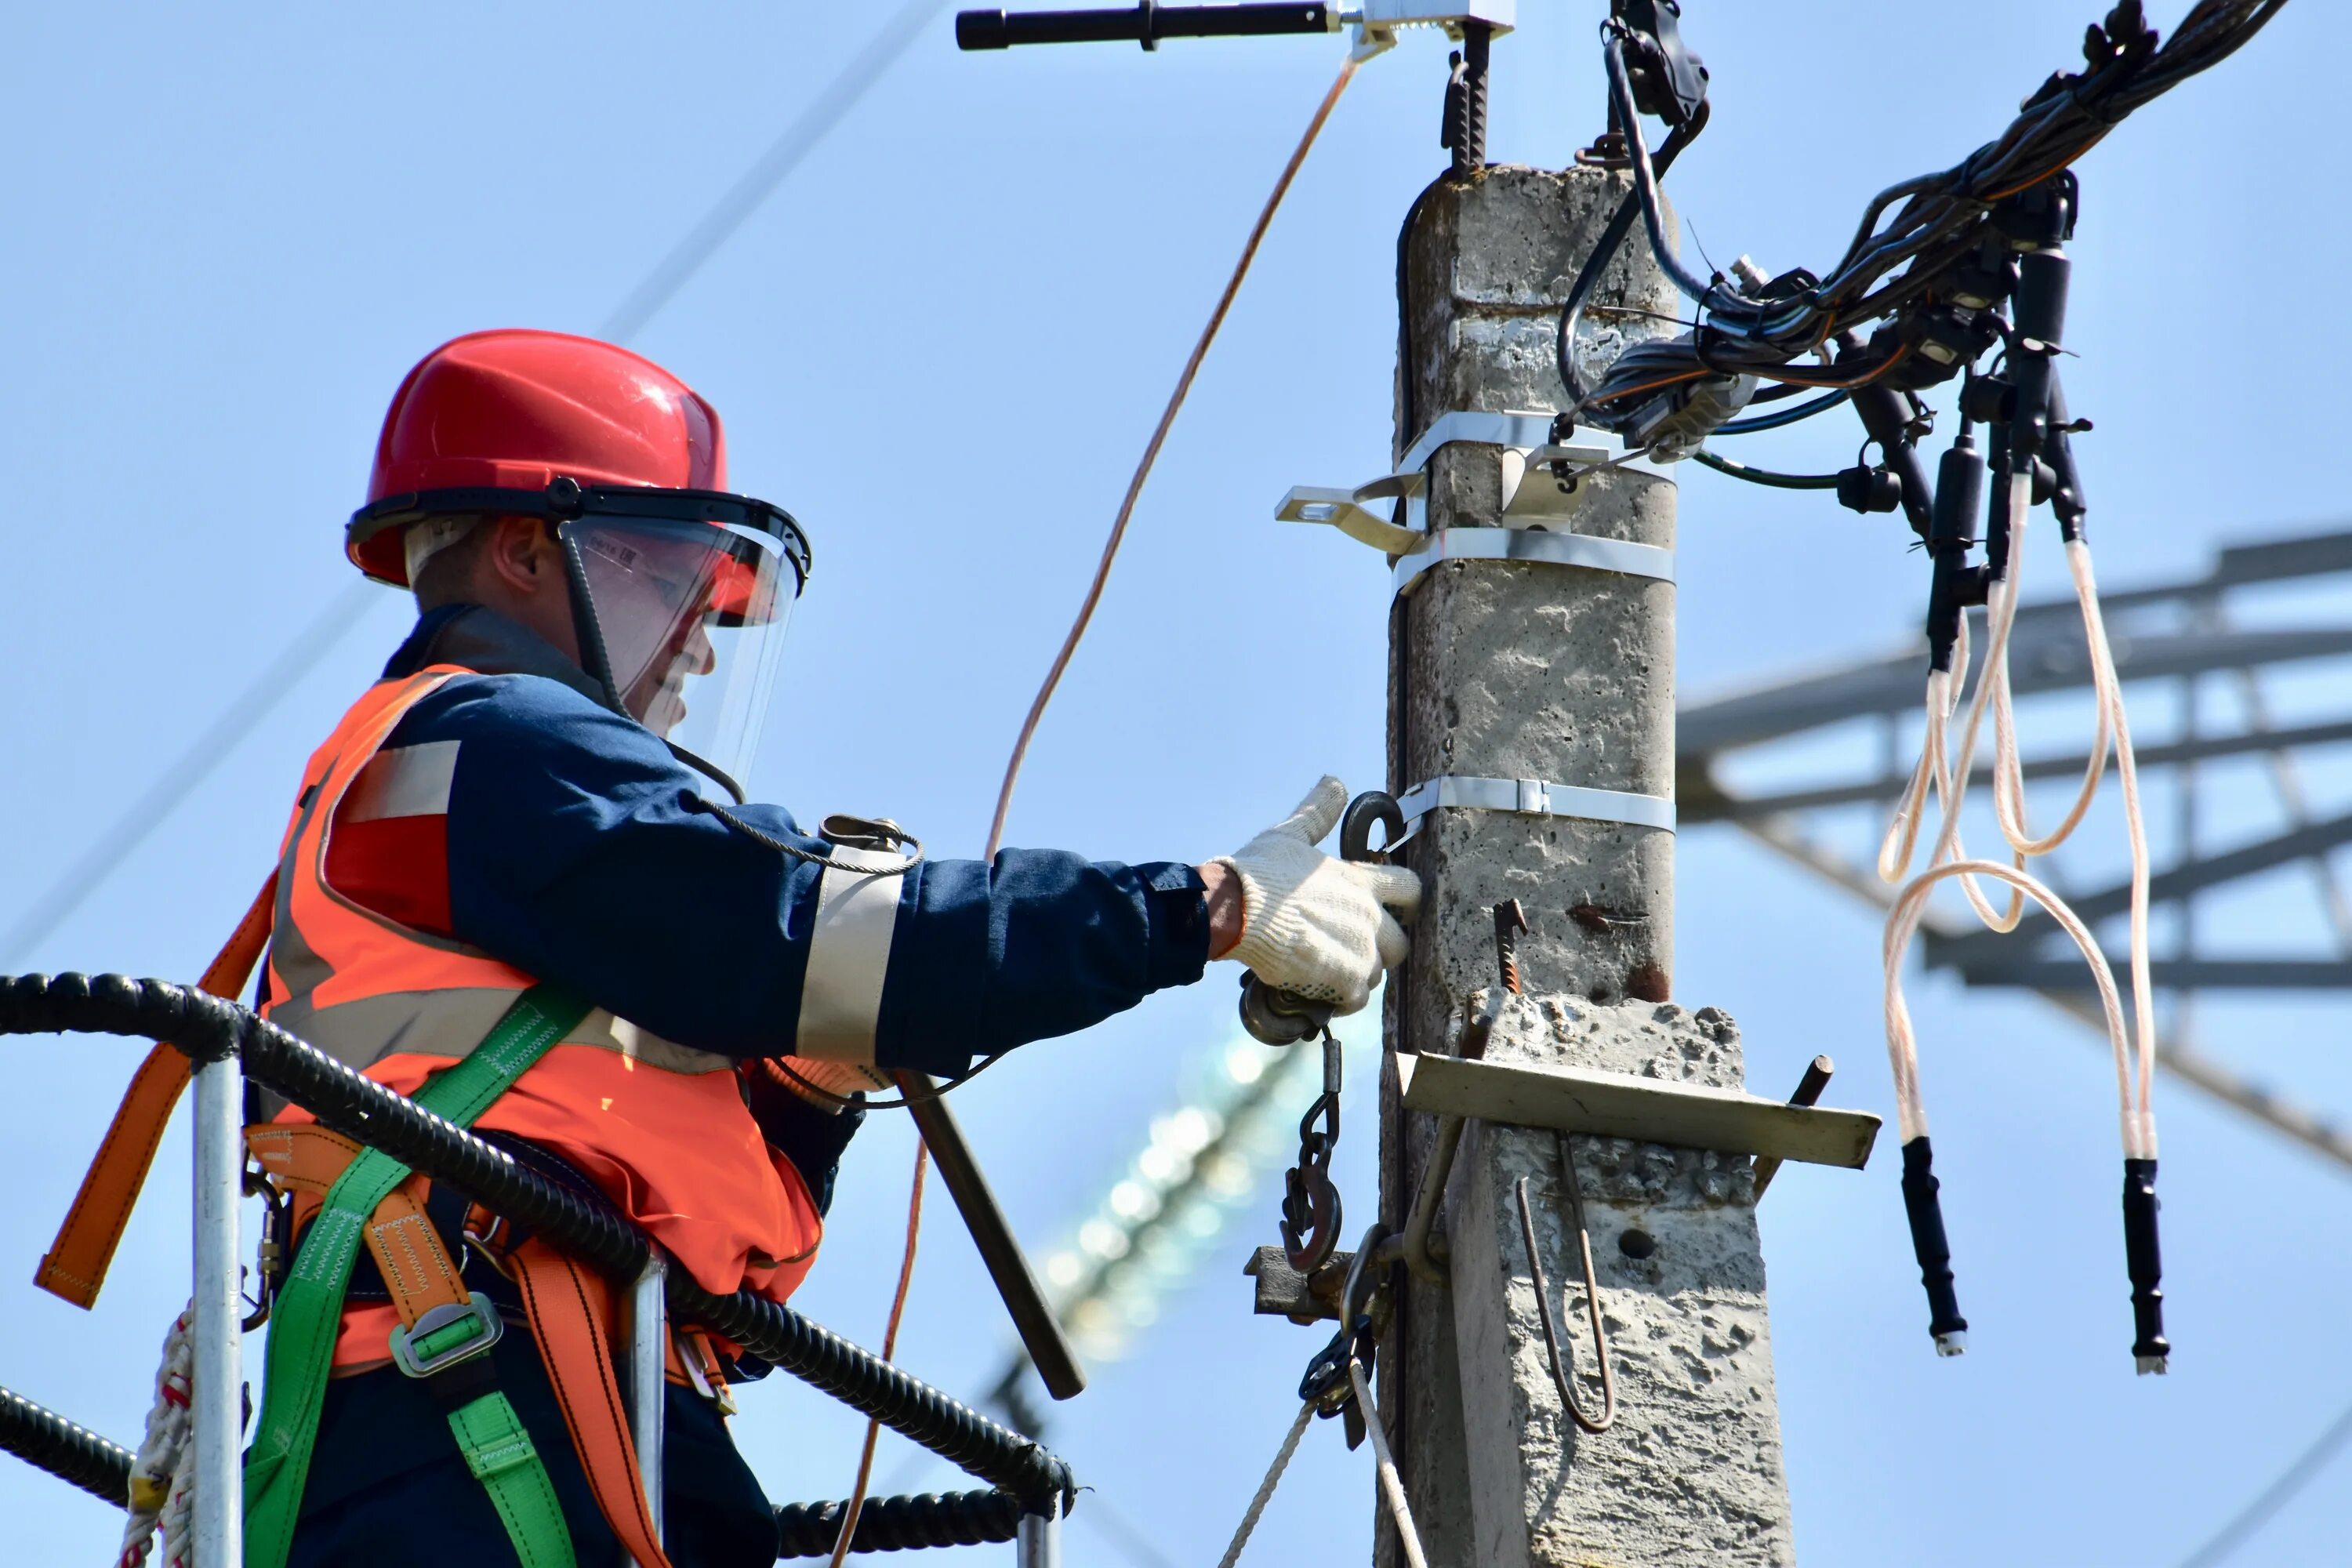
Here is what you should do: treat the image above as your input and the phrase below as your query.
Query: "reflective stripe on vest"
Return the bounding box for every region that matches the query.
[263,666,822,1305]
[266,669,733,1078]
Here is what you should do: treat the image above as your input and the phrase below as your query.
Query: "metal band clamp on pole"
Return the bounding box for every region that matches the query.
[1397,775,1675,834]
[0,972,1077,1515]
[1392,526,1675,599]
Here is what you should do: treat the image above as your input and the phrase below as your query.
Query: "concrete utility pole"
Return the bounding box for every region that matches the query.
[1377,161,1799,1566]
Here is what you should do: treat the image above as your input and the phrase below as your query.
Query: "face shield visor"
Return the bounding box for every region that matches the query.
[559,503,802,796]
[351,478,811,800]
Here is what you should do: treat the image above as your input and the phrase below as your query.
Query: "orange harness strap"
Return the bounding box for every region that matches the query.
[510,1240,676,1568]
[252,1125,678,1568]
[36,873,277,1308]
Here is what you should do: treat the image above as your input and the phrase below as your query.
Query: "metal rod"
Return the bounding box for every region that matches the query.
[1401,1114,1463,1284]
[190,1053,244,1568]
[1750,1055,1835,1198]
[957,3,1335,50]
[1016,1497,1063,1567]
[628,1253,667,1556]
[895,1073,1087,1400]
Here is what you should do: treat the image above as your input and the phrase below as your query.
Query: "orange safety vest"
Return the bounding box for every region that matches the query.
[263,665,822,1360]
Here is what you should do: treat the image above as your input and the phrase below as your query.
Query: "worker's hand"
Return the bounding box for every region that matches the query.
[1210,776,1421,1015]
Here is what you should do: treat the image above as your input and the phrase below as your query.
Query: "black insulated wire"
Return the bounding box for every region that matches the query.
[1554,107,1705,413]
[2122,1158,2169,1373]
[775,1489,1025,1556]
[1599,36,1769,321]
[1900,1136,1969,1356]
[1712,387,1849,435]
[0,972,1077,1514]
[1690,448,1842,490]
[0,1383,132,1508]
[1582,1,2287,376]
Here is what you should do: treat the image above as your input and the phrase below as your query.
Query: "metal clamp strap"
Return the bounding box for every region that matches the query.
[1397,775,1675,833]
[1396,409,1677,483]
[1392,527,1675,599]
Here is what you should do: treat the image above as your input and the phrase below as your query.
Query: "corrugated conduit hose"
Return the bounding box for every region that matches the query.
[0,972,1080,1514]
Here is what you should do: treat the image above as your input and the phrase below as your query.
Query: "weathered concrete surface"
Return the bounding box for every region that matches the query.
[1376,164,1795,1567]
[1450,994,1792,1568]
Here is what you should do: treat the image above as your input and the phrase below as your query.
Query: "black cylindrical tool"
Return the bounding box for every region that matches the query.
[1924,430,1986,673]
[2122,1158,2169,1374]
[1900,1136,1969,1356]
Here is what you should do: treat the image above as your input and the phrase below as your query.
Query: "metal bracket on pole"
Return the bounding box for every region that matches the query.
[1280,406,1678,563]
[1397,774,1676,834]
[627,1253,667,1559]
[190,1050,244,1568]
[1394,1052,1881,1171]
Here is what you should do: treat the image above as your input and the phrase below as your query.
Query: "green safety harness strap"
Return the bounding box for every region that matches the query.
[241,984,593,1568]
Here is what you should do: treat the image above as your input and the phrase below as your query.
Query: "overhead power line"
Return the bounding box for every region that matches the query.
[0,578,383,967]
[2,0,946,967]
[600,0,952,343]
[2171,1392,2352,1568]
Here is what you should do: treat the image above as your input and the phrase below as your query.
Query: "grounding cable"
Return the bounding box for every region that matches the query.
[837,49,1365,1547]
[1876,470,2164,1368]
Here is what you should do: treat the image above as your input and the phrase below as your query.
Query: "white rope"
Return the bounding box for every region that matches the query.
[1878,472,2159,1160]
[115,1304,194,1568]
[1214,1399,1316,1568]
[1348,1359,1430,1568]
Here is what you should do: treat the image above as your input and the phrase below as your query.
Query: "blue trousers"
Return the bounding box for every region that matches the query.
[288,1328,779,1567]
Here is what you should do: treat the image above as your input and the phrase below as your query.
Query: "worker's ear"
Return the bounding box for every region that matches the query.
[485,516,563,595]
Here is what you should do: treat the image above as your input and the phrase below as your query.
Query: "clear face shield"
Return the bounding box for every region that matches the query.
[352,478,811,800]
[556,498,808,799]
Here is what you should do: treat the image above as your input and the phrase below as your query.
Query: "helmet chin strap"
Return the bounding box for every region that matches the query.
[558,525,746,806]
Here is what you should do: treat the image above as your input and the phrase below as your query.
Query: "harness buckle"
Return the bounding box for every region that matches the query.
[387,1291,506,1378]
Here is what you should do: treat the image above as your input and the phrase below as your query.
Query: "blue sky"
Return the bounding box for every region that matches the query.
[3,3,2347,1563]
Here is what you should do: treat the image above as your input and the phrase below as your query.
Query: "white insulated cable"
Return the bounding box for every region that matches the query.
[2074,541,2159,1148]
[1879,472,2158,1160]
[1989,540,2114,856]
[1878,616,2027,931]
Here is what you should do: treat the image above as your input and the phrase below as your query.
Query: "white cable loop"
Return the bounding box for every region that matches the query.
[1878,471,2160,1163]
[1990,540,2114,856]
[1876,551,2024,931]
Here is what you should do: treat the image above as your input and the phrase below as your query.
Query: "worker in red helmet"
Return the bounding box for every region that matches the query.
[225,329,1420,1568]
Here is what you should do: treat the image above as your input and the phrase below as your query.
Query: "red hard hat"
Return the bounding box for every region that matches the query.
[354,328,728,586]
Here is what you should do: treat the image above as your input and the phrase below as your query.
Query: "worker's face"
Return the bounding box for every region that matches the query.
[627,608,716,737]
[576,524,736,737]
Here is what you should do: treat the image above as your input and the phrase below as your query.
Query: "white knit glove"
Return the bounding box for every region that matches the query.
[1214,777,1422,1015]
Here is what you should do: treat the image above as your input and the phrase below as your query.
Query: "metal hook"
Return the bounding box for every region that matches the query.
[1513,1131,1617,1436]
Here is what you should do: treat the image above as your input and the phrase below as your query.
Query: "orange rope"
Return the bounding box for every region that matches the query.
[826,56,1360,1552]
[826,1141,929,1568]
[981,53,1361,858]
